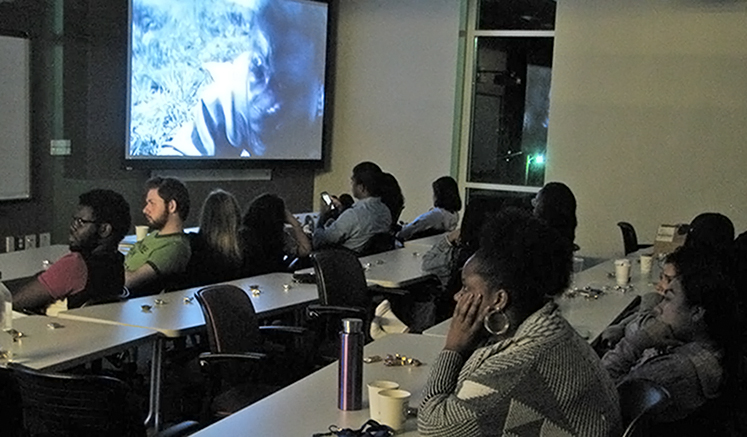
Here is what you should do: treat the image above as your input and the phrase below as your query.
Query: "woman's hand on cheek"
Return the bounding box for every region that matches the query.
[444,293,489,356]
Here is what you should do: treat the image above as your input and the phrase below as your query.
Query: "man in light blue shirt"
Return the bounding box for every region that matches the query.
[313,162,392,253]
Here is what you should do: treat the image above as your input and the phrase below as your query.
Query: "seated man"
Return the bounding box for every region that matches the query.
[313,162,391,253]
[124,177,191,296]
[13,189,131,313]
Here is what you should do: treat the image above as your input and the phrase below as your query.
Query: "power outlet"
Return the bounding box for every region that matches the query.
[39,232,51,247]
[5,236,14,253]
[25,234,37,250]
[15,236,24,251]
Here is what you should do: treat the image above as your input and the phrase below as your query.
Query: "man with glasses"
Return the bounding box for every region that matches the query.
[13,189,131,313]
[124,177,191,296]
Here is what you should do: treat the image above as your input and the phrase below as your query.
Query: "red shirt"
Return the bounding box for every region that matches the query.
[37,252,88,299]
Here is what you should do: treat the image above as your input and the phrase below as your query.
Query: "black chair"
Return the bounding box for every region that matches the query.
[359,232,397,256]
[617,222,653,255]
[618,379,671,437]
[194,284,310,419]
[6,362,200,437]
[306,249,406,359]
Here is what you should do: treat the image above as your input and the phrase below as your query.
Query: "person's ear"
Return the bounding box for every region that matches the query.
[691,306,706,323]
[493,289,509,310]
[167,199,178,215]
[98,223,112,239]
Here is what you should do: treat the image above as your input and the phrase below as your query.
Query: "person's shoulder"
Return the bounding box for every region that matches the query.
[153,231,191,244]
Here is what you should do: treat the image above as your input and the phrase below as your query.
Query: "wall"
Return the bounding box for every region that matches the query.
[547,0,747,258]
[0,0,315,250]
[314,0,461,223]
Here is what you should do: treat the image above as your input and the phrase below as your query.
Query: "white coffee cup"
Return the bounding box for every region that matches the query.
[135,226,149,242]
[640,254,653,276]
[367,380,400,421]
[377,389,411,431]
[614,259,631,286]
[572,256,584,274]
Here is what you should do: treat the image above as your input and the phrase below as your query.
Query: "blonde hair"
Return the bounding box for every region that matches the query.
[199,189,242,265]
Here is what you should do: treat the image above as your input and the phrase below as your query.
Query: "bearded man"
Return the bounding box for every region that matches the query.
[124,177,191,296]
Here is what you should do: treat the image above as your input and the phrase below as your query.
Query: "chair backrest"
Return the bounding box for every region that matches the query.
[359,232,396,257]
[310,249,370,310]
[195,284,261,354]
[8,362,145,437]
[617,221,640,255]
[618,378,671,437]
[0,366,23,437]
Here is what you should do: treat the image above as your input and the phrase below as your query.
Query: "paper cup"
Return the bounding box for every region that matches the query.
[367,380,399,421]
[378,389,411,431]
[572,257,584,274]
[640,255,653,276]
[135,226,149,242]
[614,259,631,286]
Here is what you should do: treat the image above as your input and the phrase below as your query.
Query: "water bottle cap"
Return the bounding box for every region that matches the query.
[342,318,363,333]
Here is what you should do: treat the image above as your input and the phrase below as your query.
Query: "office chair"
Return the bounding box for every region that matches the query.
[617,222,653,255]
[6,362,200,437]
[306,249,407,360]
[359,232,397,256]
[195,284,310,419]
[618,378,671,437]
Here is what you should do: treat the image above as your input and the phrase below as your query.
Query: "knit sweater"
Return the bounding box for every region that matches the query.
[601,319,723,422]
[418,302,622,437]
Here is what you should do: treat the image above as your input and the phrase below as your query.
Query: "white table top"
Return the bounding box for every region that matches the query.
[404,233,447,249]
[0,245,69,281]
[191,333,446,437]
[57,272,318,338]
[423,254,656,343]
[359,244,435,288]
[0,315,156,372]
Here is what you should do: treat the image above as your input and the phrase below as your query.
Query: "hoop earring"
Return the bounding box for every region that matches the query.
[483,308,510,336]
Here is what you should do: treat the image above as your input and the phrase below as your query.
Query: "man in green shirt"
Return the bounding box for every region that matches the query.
[124,177,191,296]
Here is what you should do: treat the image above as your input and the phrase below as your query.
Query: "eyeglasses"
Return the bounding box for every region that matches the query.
[71,216,98,228]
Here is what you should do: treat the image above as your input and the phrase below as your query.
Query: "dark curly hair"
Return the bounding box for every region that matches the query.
[473,208,573,315]
[78,189,131,242]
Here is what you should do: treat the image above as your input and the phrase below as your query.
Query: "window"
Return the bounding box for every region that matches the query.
[458,0,555,200]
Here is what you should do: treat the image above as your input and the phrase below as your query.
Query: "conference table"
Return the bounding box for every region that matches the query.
[191,333,445,437]
[0,244,69,282]
[423,252,656,343]
[56,272,319,431]
[0,315,156,373]
[404,233,446,249]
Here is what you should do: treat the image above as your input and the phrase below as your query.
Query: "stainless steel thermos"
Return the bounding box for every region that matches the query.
[338,318,363,410]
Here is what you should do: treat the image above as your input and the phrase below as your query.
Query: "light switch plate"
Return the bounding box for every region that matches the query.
[39,232,51,247]
[5,236,14,253]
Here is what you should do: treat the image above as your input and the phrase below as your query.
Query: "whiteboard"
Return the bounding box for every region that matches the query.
[0,33,31,200]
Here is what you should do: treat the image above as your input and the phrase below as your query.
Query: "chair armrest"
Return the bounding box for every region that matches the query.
[155,420,203,437]
[368,285,409,297]
[198,351,267,365]
[259,325,309,336]
[306,304,366,319]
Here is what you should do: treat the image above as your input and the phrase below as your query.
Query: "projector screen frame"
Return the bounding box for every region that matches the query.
[123,0,335,170]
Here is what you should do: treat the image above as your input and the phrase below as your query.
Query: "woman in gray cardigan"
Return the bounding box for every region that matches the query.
[418,209,622,437]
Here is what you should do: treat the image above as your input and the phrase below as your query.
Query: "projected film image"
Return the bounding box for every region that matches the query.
[128,0,328,160]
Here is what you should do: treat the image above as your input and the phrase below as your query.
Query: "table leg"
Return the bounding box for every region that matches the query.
[144,337,163,431]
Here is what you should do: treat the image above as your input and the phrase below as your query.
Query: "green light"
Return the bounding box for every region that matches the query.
[534,154,545,165]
